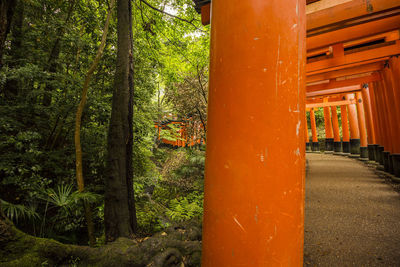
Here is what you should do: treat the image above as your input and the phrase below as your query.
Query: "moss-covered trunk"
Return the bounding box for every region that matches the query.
[0,217,202,266]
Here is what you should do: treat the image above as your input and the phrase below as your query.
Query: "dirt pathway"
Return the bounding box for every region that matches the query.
[304,153,400,266]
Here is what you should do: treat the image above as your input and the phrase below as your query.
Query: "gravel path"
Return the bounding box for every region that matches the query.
[304,153,400,266]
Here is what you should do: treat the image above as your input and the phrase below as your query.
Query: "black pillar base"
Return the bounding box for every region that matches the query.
[333,142,342,153]
[342,141,350,154]
[350,139,360,155]
[377,146,384,165]
[325,138,334,152]
[389,154,394,174]
[306,142,311,152]
[392,154,400,178]
[383,151,391,172]
[368,144,377,161]
[360,146,368,159]
[312,142,319,152]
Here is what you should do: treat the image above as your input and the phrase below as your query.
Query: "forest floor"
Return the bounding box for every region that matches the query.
[304,153,400,266]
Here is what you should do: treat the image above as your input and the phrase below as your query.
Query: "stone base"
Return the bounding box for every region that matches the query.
[360,146,368,160]
[350,138,360,155]
[306,142,311,152]
[367,144,376,161]
[312,142,319,152]
[342,141,350,154]
[392,154,400,178]
[376,146,384,165]
[383,151,391,173]
[348,154,360,158]
[334,141,342,153]
[325,138,334,152]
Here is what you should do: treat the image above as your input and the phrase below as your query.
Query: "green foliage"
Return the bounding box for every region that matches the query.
[0,199,39,222]
[0,0,207,242]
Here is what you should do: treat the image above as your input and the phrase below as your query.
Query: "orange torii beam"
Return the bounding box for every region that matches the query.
[340,104,351,154]
[306,85,361,98]
[331,106,342,153]
[346,93,361,156]
[306,41,400,74]
[202,0,306,265]
[307,13,400,51]
[323,98,334,152]
[307,62,384,83]
[355,91,369,159]
[307,0,400,33]
[310,108,319,152]
[306,99,354,109]
[306,73,381,92]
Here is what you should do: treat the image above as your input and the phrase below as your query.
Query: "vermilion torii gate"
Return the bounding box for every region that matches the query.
[193,0,400,265]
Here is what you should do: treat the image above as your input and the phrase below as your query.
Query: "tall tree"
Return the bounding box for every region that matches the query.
[74,0,115,247]
[0,0,16,70]
[104,0,137,242]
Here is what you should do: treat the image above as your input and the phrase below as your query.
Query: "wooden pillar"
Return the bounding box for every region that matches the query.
[331,106,341,153]
[306,112,311,152]
[340,105,350,154]
[346,93,360,155]
[323,98,334,152]
[355,91,368,159]
[361,86,376,160]
[202,0,306,265]
[388,56,400,177]
[310,108,319,152]
[368,82,384,164]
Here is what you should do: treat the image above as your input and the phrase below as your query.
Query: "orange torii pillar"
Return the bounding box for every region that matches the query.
[202,0,306,265]
[310,108,320,152]
[381,66,400,174]
[305,113,311,152]
[323,99,334,153]
[340,104,351,154]
[331,106,342,153]
[388,56,400,177]
[368,82,384,165]
[361,86,377,161]
[355,91,369,160]
[346,93,360,156]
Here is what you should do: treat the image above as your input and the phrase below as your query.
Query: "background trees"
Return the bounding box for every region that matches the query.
[0,0,209,247]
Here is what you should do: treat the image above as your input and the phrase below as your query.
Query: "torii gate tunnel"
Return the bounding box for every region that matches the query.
[193,0,400,265]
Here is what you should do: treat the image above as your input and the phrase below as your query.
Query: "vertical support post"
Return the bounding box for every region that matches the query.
[374,81,392,167]
[202,0,306,264]
[310,108,319,152]
[355,91,368,160]
[388,57,400,177]
[369,82,384,165]
[340,105,350,154]
[331,106,341,153]
[361,86,377,161]
[306,112,311,152]
[346,93,360,156]
[323,98,334,153]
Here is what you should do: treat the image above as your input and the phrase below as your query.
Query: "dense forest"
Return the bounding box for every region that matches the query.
[0,0,208,265]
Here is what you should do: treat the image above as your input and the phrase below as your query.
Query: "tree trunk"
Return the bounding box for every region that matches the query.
[74,0,115,247]
[104,0,137,242]
[0,0,16,70]
[0,217,202,266]
[3,0,23,99]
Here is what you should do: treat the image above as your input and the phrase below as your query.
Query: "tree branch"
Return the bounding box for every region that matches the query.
[138,0,206,33]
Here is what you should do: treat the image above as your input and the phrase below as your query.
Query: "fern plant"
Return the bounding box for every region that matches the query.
[0,199,39,222]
